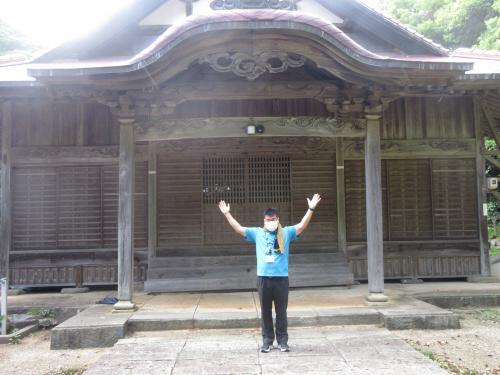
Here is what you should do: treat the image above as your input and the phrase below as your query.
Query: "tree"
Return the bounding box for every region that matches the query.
[379,0,500,49]
[477,0,500,49]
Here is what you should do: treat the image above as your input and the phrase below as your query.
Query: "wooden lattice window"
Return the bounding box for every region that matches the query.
[387,160,432,240]
[12,164,148,251]
[202,156,291,244]
[248,156,290,203]
[431,159,477,239]
[203,157,245,205]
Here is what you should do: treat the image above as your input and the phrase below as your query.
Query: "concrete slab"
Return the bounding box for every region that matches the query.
[417,291,500,308]
[0,324,38,344]
[51,305,132,349]
[376,297,460,330]
[197,291,257,312]
[135,293,200,313]
[83,326,449,375]
[492,261,500,279]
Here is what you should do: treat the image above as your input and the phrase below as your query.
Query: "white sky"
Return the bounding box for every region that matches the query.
[0,0,382,48]
[0,0,134,47]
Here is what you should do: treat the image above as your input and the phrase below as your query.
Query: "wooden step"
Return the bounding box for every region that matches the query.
[148,263,353,279]
[145,273,354,293]
[148,252,349,268]
[144,252,354,293]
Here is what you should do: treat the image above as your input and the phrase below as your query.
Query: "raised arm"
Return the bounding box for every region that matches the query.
[295,193,321,236]
[218,200,245,237]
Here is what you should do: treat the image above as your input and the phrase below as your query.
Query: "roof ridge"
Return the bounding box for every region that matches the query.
[453,47,500,59]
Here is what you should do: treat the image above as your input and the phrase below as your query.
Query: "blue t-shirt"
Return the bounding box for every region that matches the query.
[244,225,299,277]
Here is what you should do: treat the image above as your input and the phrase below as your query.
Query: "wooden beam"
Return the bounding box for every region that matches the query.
[336,138,347,256]
[134,117,367,141]
[147,142,157,265]
[114,119,136,311]
[484,150,500,156]
[131,80,342,104]
[480,99,500,148]
[344,138,476,159]
[474,97,491,277]
[485,155,500,170]
[364,112,388,302]
[0,101,12,281]
[11,145,148,165]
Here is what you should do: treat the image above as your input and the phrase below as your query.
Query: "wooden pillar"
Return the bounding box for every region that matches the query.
[336,138,347,255]
[0,101,12,282]
[1,101,12,335]
[147,141,157,266]
[114,118,136,311]
[474,97,491,276]
[364,111,388,302]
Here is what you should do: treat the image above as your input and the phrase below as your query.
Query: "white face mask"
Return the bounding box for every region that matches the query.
[264,220,279,232]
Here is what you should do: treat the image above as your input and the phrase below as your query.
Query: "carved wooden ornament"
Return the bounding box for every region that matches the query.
[210,0,298,10]
[199,52,306,80]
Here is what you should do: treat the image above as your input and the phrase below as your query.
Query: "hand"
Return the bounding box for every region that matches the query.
[218,200,230,214]
[307,193,321,210]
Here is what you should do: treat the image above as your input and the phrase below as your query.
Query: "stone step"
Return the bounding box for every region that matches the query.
[127,307,381,332]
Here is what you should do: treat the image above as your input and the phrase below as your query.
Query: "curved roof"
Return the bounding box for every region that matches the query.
[26,9,473,79]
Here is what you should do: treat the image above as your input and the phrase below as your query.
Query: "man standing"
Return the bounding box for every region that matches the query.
[218,193,322,353]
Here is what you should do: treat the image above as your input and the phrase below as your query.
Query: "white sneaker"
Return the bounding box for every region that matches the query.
[278,344,289,352]
[260,344,272,353]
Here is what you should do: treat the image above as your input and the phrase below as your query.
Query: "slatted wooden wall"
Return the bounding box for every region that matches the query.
[12,162,147,251]
[345,158,477,241]
[155,141,338,254]
[291,155,336,245]
[84,102,120,145]
[382,97,474,140]
[175,98,330,118]
[386,160,432,240]
[345,160,388,241]
[11,100,118,146]
[13,167,58,249]
[431,159,478,239]
[157,155,203,248]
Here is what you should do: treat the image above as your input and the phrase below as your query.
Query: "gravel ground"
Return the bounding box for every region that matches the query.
[0,329,110,375]
[394,307,500,375]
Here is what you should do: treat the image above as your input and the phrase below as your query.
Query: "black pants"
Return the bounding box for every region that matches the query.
[256,276,289,346]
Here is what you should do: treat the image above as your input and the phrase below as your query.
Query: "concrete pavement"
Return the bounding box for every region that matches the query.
[83,325,449,375]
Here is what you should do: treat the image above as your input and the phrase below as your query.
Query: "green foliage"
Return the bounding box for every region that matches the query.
[8,328,20,344]
[379,0,500,49]
[27,307,55,319]
[416,347,479,374]
[477,0,500,49]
